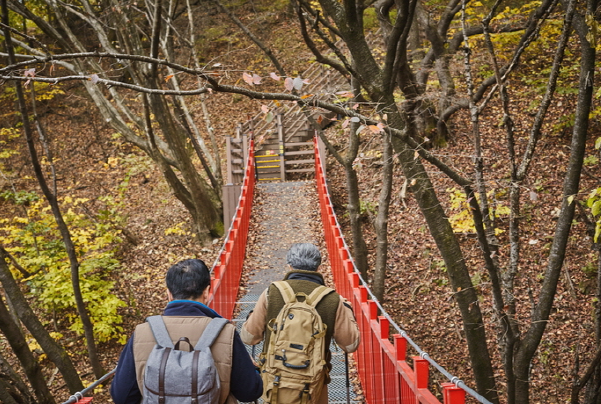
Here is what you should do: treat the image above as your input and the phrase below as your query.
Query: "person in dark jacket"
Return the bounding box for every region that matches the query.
[241,243,359,404]
[110,259,262,404]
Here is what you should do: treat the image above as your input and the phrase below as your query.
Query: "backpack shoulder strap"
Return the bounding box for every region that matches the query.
[306,286,335,307]
[146,315,175,348]
[194,317,229,350]
[272,281,296,304]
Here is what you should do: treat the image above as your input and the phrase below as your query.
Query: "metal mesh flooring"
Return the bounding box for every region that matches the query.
[234,294,360,404]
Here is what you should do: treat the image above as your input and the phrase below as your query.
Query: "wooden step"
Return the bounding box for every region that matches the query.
[286,168,314,173]
[256,167,281,173]
[284,150,314,156]
[285,159,315,165]
[286,142,313,147]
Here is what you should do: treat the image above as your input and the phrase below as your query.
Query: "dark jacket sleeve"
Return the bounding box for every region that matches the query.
[110,335,142,404]
[229,330,263,401]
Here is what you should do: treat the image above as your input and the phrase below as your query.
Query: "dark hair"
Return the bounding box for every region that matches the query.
[165,259,211,300]
[286,243,322,271]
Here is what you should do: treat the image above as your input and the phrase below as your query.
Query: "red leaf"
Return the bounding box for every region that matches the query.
[242,72,254,85]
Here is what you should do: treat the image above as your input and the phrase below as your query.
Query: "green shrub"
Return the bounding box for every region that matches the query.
[0,194,127,343]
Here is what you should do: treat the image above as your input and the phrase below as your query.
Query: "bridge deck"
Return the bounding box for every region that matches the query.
[232,181,360,403]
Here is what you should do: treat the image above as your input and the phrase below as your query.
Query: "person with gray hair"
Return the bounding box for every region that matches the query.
[241,243,360,404]
[286,242,322,271]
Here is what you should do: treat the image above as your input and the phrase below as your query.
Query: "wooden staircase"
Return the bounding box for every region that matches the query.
[222,57,349,225]
[227,63,347,183]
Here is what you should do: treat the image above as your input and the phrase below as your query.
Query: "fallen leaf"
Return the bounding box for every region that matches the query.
[293,76,304,90]
[284,77,294,91]
[242,72,254,85]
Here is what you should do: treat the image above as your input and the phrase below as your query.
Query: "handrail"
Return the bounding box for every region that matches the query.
[208,139,256,318]
[59,132,488,404]
[60,144,256,404]
[60,368,116,404]
[313,136,491,404]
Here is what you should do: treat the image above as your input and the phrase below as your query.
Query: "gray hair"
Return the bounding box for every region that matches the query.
[286,243,322,271]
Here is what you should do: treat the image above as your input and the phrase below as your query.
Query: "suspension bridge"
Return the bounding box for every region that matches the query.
[62,56,494,404]
[64,133,493,404]
[210,137,489,404]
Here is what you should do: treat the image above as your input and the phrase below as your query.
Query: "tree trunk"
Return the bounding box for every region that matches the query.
[344,73,369,278]
[373,133,393,302]
[344,162,369,279]
[1,0,103,379]
[584,249,601,402]
[0,296,55,404]
[0,380,22,404]
[8,0,223,245]
[389,109,498,403]
[0,350,35,404]
[513,6,596,401]
[146,91,223,242]
[0,256,83,393]
[312,0,499,399]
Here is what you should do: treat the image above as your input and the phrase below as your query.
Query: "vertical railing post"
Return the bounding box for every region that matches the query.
[442,383,466,404]
[226,136,233,184]
[414,356,429,389]
[393,334,405,401]
[366,300,378,403]
[317,133,326,180]
[376,317,389,403]
[277,112,285,181]
[242,134,248,167]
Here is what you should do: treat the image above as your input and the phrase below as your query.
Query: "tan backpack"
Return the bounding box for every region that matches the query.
[259,281,334,404]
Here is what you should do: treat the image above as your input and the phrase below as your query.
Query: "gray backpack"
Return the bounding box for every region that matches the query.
[143,316,228,404]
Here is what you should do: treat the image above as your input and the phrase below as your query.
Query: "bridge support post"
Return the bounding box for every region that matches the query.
[277,113,286,181]
[442,382,466,404]
[222,184,242,231]
[317,133,326,179]
[414,356,429,389]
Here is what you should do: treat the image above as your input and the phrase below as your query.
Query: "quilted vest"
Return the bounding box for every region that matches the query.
[133,316,237,404]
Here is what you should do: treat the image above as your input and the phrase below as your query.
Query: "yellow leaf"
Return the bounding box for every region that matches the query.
[164,74,174,82]
[107,157,119,167]
[368,125,382,134]
[300,94,314,99]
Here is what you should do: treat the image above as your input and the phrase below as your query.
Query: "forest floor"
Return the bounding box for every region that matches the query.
[1,2,601,404]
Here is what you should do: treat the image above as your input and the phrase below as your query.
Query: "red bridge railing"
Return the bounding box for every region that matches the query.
[205,134,488,404]
[314,137,488,404]
[209,140,255,319]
